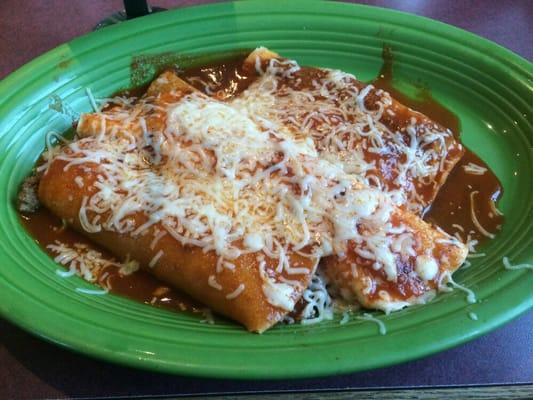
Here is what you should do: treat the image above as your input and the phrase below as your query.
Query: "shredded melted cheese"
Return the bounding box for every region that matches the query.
[48,241,139,284]
[469,191,496,239]
[75,287,109,295]
[231,55,461,215]
[439,272,476,304]
[463,162,487,175]
[502,257,533,271]
[468,311,478,321]
[356,312,387,335]
[41,54,472,321]
[299,271,334,324]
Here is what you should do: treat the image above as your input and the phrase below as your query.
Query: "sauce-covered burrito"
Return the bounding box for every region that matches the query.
[35,49,469,332]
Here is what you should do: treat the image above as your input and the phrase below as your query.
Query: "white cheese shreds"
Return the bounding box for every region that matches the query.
[262,280,296,311]
[235,55,459,214]
[85,87,99,112]
[300,272,334,324]
[37,131,70,173]
[439,272,476,304]
[468,312,478,321]
[469,191,496,239]
[226,284,245,300]
[200,308,215,324]
[502,257,533,271]
[356,312,387,335]
[148,250,164,268]
[150,230,167,250]
[452,223,464,232]
[489,200,504,217]
[74,176,84,188]
[244,233,264,252]
[208,275,223,290]
[463,162,487,175]
[119,258,140,276]
[258,257,299,311]
[415,255,439,281]
[75,287,109,295]
[56,268,76,278]
[467,252,486,259]
[47,241,139,286]
[339,310,351,325]
[465,235,479,253]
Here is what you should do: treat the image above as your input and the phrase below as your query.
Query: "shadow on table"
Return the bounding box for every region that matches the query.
[1,313,532,398]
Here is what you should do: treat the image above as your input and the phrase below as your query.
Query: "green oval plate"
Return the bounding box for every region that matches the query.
[0,1,531,379]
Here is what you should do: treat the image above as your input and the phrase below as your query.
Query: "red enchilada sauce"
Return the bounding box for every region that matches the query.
[20,48,503,309]
[372,45,503,244]
[20,210,205,315]
[354,46,504,301]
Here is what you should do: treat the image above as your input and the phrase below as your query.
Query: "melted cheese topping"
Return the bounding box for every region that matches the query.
[415,255,439,281]
[463,162,487,175]
[502,257,533,271]
[356,312,387,335]
[469,191,496,239]
[42,60,467,316]
[48,241,139,284]
[299,271,334,324]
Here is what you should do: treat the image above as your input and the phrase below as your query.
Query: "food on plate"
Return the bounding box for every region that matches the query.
[229,48,464,215]
[20,48,505,332]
